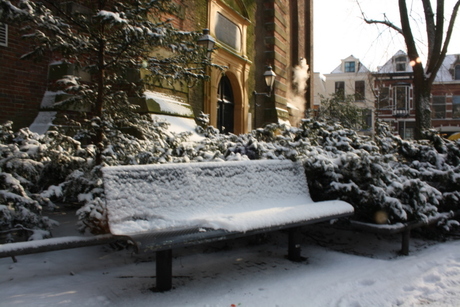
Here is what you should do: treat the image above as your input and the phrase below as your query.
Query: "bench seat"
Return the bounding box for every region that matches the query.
[103,160,353,235]
[102,159,354,291]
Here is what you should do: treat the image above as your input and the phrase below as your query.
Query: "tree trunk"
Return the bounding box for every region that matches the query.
[413,81,432,140]
[95,37,105,166]
[363,0,460,140]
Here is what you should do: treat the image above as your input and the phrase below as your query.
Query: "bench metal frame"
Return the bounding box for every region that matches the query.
[128,213,353,291]
[349,211,458,255]
[1,160,355,292]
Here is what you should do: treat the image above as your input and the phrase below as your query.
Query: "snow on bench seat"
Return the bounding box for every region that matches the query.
[102,160,354,235]
[102,159,354,291]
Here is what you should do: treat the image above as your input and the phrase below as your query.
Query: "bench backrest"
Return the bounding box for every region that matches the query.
[102,160,313,235]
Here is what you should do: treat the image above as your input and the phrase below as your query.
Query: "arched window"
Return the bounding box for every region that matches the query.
[217,75,234,134]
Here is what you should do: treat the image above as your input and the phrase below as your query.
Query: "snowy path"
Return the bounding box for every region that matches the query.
[1,214,460,307]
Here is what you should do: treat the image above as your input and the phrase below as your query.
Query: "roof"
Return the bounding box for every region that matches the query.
[376,50,411,74]
[375,51,460,82]
[330,55,370,74]
[434,54,460,82]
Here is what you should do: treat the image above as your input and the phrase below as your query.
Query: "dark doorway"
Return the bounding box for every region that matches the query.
[217,75,234,133]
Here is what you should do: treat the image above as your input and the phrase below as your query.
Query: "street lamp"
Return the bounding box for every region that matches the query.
[254,65,277,97]
[197,28,216,59]
[253,65,277,129]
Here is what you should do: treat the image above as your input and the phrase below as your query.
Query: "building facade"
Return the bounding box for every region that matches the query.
[0,0,314,134]
[323,55,375,131]
[0,21,49,130]
[374,51,460,139]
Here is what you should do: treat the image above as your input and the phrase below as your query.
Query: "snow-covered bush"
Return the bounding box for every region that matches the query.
[0,123,58,241]
[271,120,458,224]
[2,116,460,237]
[188,119,459,225]
[76,197,108,235]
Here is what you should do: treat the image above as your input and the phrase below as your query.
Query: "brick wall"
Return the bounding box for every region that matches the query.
[254,0,312,127]
[0,23,49,130]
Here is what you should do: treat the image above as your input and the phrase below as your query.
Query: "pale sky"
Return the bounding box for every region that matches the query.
[313,0,460,74]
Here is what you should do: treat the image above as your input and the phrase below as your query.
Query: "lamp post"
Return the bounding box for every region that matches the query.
[254,65,276,97]
[197,29,215,130]
[197,29,216,59]
[253,66,277,129]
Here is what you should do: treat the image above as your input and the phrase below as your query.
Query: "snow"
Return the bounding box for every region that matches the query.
[144,90,194,117]
[102,160,353,234]
[377,50,411,74]
[152,114,204,141]
[29,111,56,135]
[376,50,460,82]
[1,212,460,307]
[434,54,458,82]
[97,10,127,24]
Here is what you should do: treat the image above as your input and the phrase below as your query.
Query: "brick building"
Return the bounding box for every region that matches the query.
[374,51,460,139]
[316,50,460,138]
[0,22,48,130]
[0,0,314,134]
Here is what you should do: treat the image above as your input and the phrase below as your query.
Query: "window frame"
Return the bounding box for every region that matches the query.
[335,81,345,100]
[395,56,406,72]
[0,23,7,47]
[394,86,409,111]
[344,61,356,73]
[354,80,365,101]
[432,96,446,119]
[453,96,460,119]
[454,64,460,80]
[378,87,391,110]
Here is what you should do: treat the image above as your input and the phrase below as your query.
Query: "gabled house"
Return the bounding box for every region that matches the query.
[323,55,374,132]
[373,50,460,139]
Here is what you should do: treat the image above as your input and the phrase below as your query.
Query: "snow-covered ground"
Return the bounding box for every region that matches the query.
[1,209,460,307]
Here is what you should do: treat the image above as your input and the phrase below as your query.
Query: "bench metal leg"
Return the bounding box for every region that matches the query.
[401,228,410,256]
[288,227,303,262]
[156,249,173,291]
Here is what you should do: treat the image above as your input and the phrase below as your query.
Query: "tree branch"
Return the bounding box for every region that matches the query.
[398,0,420,61]
[362,15,404,35]
[356,0,403,34]
[424,0,445,75]
[429,0,460,83]
[421,0,436,61]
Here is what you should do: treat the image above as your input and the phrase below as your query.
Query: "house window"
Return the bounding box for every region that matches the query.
[378,87,390,109]
[335,81,345,100]
[432,96,446,119]
[362,109,372,129]
[453,96,460,118]
[395,56,406,72]
[355,81,365,101]
[344,61,355,73]
[455,65,460,80]
[400,127,414,139]
[394,86,409,114]
[0,23,7,47]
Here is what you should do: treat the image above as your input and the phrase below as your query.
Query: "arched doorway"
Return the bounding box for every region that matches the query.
[217,75,234,133]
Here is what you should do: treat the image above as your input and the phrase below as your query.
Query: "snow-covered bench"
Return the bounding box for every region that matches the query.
[102,159,354,291]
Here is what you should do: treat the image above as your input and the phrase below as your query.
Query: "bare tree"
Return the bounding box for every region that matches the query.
[359,0,460,139]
